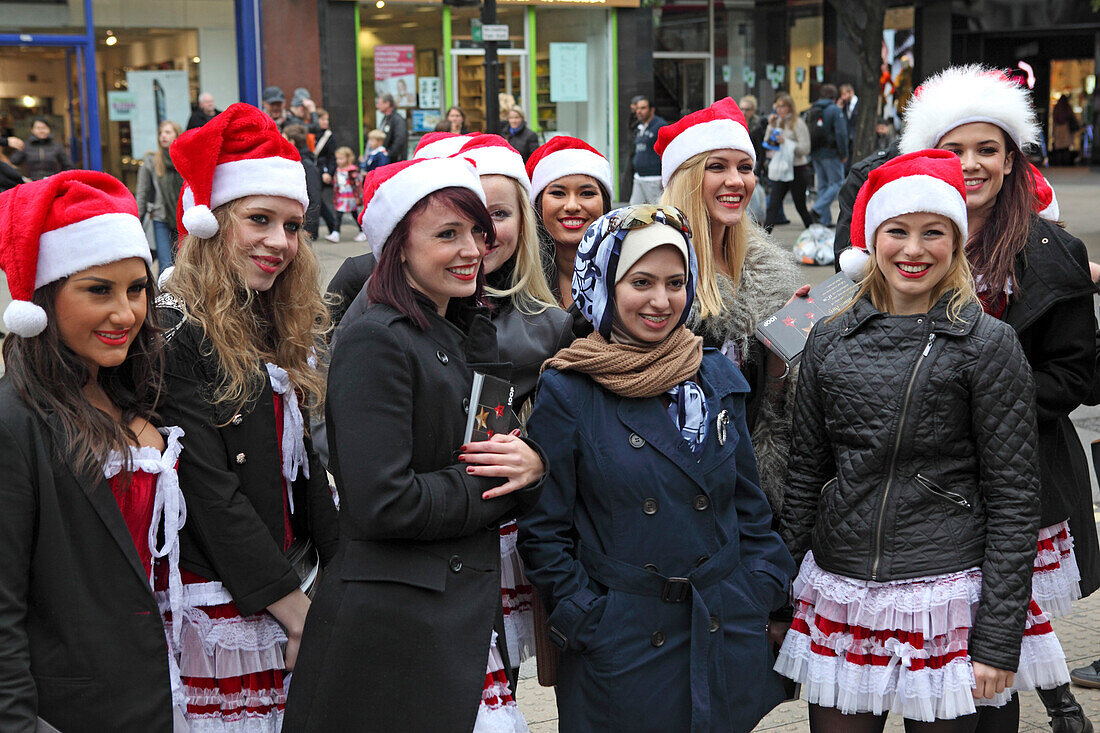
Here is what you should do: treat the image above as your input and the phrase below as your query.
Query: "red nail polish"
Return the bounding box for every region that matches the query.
[466,466,474,473]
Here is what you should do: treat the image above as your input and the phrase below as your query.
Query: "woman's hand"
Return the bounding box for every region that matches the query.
[267,589,311,671]
[460,430,545,499]
[971,661,1014,699]
[765,285,812,380]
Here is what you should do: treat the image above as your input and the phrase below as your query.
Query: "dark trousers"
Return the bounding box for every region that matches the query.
[320,186,338,233]
[764,163,813,232]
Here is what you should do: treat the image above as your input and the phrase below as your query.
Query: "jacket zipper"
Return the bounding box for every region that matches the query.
[871,329,936,580]
[915,473,972,510]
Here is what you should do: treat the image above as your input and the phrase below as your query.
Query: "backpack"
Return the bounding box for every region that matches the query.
[807,104,831,153]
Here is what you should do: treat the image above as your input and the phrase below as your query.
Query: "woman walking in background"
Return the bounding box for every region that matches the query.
[762,93,813,233]
[137,119,184,270]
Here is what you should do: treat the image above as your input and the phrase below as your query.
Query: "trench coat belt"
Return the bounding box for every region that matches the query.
[579,538,742,733]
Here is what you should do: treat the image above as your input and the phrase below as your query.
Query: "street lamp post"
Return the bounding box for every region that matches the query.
[482,0,499,132]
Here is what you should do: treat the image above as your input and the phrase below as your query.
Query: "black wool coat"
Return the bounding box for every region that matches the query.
[283,299,544,732]
[0,379,173,732]
[1002,217,1100,596]
[156,296,340,615]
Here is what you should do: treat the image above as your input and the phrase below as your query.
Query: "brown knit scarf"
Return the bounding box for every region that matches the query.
[542,326,703,398]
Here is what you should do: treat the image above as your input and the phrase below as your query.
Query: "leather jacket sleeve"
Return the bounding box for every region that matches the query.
[967,322,1042,671]
[779,324,836,566]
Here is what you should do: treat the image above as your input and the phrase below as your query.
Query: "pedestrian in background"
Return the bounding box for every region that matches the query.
[838,82,858,172]
[1051,95,1080,166]
[375,93,408,161]
[781,148,1066,731]
[527,136,613,320]
[762,92,813,233]
[445,105,470,134]
[361,128,390,172]
[628,95,666,204]
[501,106,539,162]
[289,87,321,135]
[314,108,341,242]
[158,103,339,731]
[658,97,805,517]
[7,117,73,180]
[808,83,848,227]
[874,117,896,152]
[136,119,184,270]
[326,146,366,243]
[283,123,323,239]
[283,157,545,732]
[261,85,290,129]
[0,171,181,732]
[899,65,1099,732]
[521,204,796,733]
[186,92,219,130]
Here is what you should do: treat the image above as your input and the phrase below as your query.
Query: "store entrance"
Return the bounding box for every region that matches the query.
[653,55,712,120]
[1048,58,1094,165]
[451,48,529,133]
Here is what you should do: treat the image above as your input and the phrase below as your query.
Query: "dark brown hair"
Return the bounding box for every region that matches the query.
[534,182,612,299]
[366,187,495,330]
[965,134,1035,300]
[1,265,163,480]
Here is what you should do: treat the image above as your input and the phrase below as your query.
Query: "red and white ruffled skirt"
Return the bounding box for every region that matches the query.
[158,575,288,732]
[500,521,535,669]
[774,551,1070,722]
[1032,520,1081,619]
[473,630,529,733]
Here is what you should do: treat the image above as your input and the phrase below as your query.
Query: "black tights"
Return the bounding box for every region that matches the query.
[763,163,813,231]
[808,695,1018,733]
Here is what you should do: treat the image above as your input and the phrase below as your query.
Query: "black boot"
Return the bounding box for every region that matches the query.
[1037,684,1095,733]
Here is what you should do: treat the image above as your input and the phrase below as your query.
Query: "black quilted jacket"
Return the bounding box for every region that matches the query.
[780,295,1041,671]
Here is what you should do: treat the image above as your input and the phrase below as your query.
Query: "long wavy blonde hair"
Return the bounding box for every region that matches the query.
[659,150,765,320]
[483,176,557,314]
[836,220,978,322]
[169,199,330,417]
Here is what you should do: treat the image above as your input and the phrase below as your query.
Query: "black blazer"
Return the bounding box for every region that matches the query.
[0,379,173,732]
[284,299,543,732]
[156,296,340,616]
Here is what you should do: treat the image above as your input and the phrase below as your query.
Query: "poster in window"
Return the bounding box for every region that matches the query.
[375,45,418,108]
[549,43,587,103]
[126,70,190,159]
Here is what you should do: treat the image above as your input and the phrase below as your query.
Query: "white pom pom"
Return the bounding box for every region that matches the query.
[838,247,871,280]
[157,266,175,289]
[1039,198,1059,222]
[4,300,48,337]
[182,204,219,239]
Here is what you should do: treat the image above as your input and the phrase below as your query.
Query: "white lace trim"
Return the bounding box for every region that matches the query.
[500,522,535,666]
[266,362,308,515]
[183,711,283,733]
[1032,521,1081,618]
[474,630,528,733]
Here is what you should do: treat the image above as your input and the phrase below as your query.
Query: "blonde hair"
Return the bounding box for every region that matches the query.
[774,93,797,130]
[483,176,557,314]
[367,129,386,142]
[155,120,183,177]
[335,146,355,165]
[168,199,330,418]
[836,220,978,322]
[659,150,764,320]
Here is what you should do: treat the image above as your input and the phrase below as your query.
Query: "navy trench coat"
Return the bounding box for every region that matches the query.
[519,349,796,733]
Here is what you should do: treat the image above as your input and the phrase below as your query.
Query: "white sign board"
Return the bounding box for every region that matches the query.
[126,70,191,157]
[549,43,587,103]
[419,77,441,110]
[482,24,509,42]
[107,91,136,122]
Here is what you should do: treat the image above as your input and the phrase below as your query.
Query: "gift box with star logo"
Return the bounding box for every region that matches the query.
[462,372,521,445]
[754,271,857,365]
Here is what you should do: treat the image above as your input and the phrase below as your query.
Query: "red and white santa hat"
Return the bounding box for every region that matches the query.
[655,97,755,187]
[1030,164,1060,221]
[413,131,480,159]
[453,135,531,196]
[525,136,613,201]
[170,102,308,240]
[900,65,1040,155]
[839,149,968,280]
[358,157,484,259]
[0,170,152,337]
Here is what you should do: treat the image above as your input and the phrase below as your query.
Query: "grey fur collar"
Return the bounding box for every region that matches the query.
[690,233,801,363]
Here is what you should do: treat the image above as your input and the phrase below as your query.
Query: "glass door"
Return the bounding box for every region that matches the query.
[653,55,712,120]
[451,48,529,133]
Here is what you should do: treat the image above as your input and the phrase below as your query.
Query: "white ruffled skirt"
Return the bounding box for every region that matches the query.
[500,521,535,668]
[473,630,529,733]
[1032,520,1081,618]
[774,551,1069,722]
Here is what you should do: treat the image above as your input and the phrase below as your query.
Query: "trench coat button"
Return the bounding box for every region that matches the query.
[643,563,660,573]
[462,397,470,414]
[235,452,246,465]
[449,555,463,572]
[642,498,658,515]
[650,631,666,647]
[629,433,645,449]
[696,555,709,567]
[693,494,710,511]
[709,616,720,633]
[1042,237,1049,244]
[436,350,449,365]
[231,413,243,426]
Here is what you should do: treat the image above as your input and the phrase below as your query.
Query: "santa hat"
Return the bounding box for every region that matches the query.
[900,65,1040,155]
[413,132,480,159]
[655,97,755,187]
[170,102,308,239]
[358,158,484,259]
[1030,164,1060,221]
[839,149,968,280]
[0,170,152,337]
[454,135,531,196]
[525,136,613,201]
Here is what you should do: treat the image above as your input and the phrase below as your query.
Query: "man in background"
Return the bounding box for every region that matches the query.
[187,92,220,130]
[289,88,322,135]
[629,95,666,204]
[808,83,848,227]
[262,86,290,129]
[375,94,408,162]
[838,83,858,173]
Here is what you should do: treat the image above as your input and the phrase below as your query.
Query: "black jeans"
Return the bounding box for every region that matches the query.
[764,163,813,232]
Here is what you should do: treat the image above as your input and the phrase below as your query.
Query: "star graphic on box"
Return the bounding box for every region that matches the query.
[493,404,505,418]
[475,408,490,430]
[783,316,796,328]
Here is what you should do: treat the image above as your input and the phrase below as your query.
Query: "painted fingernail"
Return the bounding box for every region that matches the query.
[466,467,474,473]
